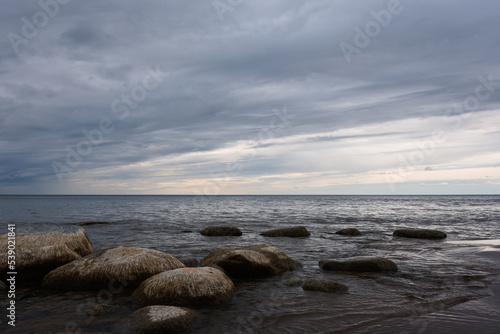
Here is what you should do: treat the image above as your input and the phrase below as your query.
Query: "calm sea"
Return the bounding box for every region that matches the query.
[1,195,500,333]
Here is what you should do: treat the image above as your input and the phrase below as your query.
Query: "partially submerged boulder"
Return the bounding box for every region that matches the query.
[200,245,302,278]
[302,278,349,293]
[335,228,361,236]
[393,229,447,240]
[0,229,94,280]
[200,226,242,236]
[42,246,185,290]
[132,267,235,307]
[0,280,6,290]
[320,257,398,273]
[129,306,199,334]
[260,226,311,238]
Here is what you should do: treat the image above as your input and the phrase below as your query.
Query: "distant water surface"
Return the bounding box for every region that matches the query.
[1,195,499,333]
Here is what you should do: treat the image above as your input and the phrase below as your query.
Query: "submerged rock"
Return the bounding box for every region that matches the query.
[132,267,235,307]
[177,257,199,267]
[77,221,111,226]
[55,332,111,334]
[200,245,302,278]
[200,226,242,236]
[42,246,185,290]
[129,305,199,334]
[0,229,94,280]
[335,228,361,236]
[0,280,6,290]
[281,277,304,287]
[393,229,447,239]
[320,257,398,273]
[260,226,311,238]
[84,304,113,317]
[302,278,349,293]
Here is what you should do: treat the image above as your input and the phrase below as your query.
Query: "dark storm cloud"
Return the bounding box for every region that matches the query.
[1,0,499,194]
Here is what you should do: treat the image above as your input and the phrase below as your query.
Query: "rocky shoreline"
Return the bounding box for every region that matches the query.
[0,225,457,333]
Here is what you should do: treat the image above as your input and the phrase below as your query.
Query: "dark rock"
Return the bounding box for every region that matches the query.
[77,221,111,226]
[335,228,361,236]
[320,257,398,272]
[302,278,349,293]
[84,304,113,317]
[132,267,235,307]
[129,306,199,334]
[260,226,311,238]
[42,246,185,290]
[393,229,447,239]
[0,229,94,281]
[177,257,199,268]
[200,226,242,236]
[200,245,302,278]
[0,280,6,290]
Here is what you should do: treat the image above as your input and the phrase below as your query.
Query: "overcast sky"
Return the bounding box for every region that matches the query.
[1,0,499,195]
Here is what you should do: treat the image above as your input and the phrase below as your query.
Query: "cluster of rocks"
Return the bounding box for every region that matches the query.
[0,225,447,333]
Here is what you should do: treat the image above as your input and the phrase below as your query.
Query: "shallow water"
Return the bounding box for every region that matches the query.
[1,195,499,333]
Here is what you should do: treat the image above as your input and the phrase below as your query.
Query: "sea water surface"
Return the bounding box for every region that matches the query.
[1,195,500,333]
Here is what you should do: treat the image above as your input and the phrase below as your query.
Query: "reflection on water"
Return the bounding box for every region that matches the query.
[1,195,499,333]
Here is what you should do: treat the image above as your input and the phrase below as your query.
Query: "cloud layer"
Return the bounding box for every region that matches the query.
[1,0,499,194]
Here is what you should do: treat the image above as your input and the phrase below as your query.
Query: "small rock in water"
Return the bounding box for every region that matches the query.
[129,305,199,334]
[302,278,349,293]
[261,226,311,238]
[335,228,361,236]
[84,304,113,317]
[132,267,236,307]
[176,257,199,267]
[393,229,447,239]
[200,226,242,236]
[200,245,303,278]
[0,281,6,290]
[320,257,398,272]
